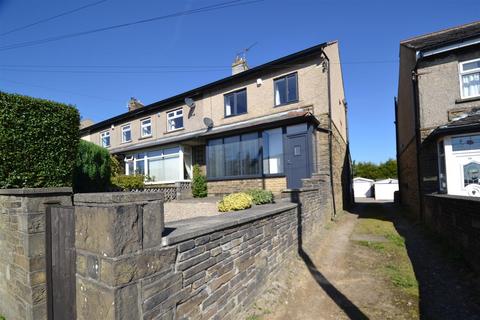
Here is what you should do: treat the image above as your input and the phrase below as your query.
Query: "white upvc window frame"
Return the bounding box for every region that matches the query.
[124,145,192,184]
[459,58,480,99]
[140,118,152,138]
[121,124,132,143]
[100,131,110,148]
[167,108,184,132]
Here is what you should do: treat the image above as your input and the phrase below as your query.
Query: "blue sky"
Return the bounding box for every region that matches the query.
[0,0,479,163]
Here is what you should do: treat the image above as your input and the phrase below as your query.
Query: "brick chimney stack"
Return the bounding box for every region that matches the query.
[232,56,249,75]
[128,97,144,112]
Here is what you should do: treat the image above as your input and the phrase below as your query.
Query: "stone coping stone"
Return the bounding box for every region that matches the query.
[425,193,480,203]
[74,192,164,205]
[0,187,72,196]
[282,187,319,193]
[162,202,298,246]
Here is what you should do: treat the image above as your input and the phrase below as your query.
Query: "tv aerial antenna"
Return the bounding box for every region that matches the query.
[236,42,258,61]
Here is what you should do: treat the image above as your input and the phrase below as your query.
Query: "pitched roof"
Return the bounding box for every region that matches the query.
[81,42,330,134]
[401,20,480,51]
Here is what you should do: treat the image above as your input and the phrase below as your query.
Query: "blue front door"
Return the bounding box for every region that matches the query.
[285,133,310,189]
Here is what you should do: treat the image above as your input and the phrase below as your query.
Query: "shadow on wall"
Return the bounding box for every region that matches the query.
[351,201,480,320]
[294,194,369,320]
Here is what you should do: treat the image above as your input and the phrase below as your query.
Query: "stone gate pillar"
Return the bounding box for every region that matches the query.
[73,192,171,320]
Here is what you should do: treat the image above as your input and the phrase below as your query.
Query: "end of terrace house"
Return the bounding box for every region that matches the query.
[80,41,352,211]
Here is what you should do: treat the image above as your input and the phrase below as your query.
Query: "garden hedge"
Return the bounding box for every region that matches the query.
[0,92,80,188]
[73,140,112,192]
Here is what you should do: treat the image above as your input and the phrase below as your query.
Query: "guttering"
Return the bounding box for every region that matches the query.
[321,49,337,220]
[417,36,480,60]
[394,96,402,203]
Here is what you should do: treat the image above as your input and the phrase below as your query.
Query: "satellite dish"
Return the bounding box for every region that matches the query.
[203,117,214,129]
[185,97,195,109]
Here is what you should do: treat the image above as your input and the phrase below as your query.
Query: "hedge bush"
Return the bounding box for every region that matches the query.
[111,174,145,190]
[246,189,274,205]
[73,140,112,192]
[192,164,207,198]
[0,92,79,188]
[218,192,253,212]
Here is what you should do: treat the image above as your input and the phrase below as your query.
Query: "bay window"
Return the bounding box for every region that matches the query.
[460,59,480,99]
[207,128,287,179]
[207,132,261,179]
[125,146,191,183]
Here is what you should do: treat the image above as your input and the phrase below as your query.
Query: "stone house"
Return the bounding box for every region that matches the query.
[396,21,480,217]
[81,42,351,211]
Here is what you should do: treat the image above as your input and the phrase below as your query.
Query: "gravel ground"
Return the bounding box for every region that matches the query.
[164,197,223,222]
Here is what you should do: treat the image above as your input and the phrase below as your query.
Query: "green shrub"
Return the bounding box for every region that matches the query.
[110,155,122,177]
[191,164,207,198]
[218,192,253,212]
[73,140,111,192]
[0,92,79,188]
[111,174,145,190]
[246,189,274,205]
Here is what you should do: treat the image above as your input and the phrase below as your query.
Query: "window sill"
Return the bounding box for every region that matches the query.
[164,128,185,134]
[139,135,153,140]
[274,100,299,108]
[224,111,248,119]
[121,140,132,145]
[455,96,480,104]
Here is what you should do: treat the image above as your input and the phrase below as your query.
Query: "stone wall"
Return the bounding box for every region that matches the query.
[207,177,287,196]
[0,188,72,320]
[398,138,421,218]
[74,185,325,320]
[424,194,480,273]
[315,114,351,214]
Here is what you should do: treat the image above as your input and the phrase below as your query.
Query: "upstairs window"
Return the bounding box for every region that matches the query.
[460,59,480,99]
[274,73,298,106]
[167,109,184,131]
[122,124,131,143]
[224,89,247,117]
[141,118,152,137]
[101,131,110,148]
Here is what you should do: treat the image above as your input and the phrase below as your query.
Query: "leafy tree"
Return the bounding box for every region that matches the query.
[353,159,397,180]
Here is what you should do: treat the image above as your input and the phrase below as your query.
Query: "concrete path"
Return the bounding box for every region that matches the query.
[249,202,480,320]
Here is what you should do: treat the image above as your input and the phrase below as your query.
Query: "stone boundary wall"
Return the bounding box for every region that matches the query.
[75,186,325,320]
[424,194,480,273]
[0,188,72,320]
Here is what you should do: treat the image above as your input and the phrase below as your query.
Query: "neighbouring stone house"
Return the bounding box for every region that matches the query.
[81,42,352,212]
[396,21,480,217]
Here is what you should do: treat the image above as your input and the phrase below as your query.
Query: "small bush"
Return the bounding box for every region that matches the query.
[0,92,79,188]
[192,164,207,198]
[246,189,274,205]
[218,192,253,212]
[73,140,111,192]
[111,174,145,190]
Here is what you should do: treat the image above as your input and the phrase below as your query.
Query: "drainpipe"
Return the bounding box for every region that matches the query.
[394,96,402,203]
[412,61,425,222]
[321,49,337,219]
